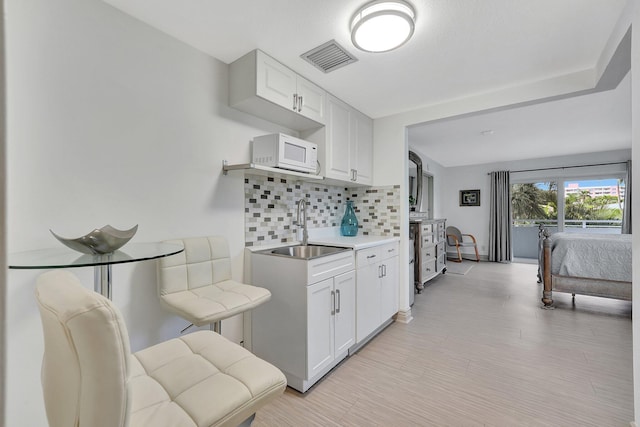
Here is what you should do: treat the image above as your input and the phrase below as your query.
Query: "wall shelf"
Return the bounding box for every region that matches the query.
[222,160,324,181]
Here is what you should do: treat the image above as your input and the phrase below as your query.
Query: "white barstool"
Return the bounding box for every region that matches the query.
[157,236,271,333]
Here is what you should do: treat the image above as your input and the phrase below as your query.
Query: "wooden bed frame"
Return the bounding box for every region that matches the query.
[540,231,632,308]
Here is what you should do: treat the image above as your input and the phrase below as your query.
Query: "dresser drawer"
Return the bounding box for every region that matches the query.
[422,243,437,260]
[422,234,434,245]
[422,259,437,277]
[421,223,433,233]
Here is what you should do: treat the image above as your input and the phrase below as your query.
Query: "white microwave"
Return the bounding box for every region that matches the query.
[251,133,318,174]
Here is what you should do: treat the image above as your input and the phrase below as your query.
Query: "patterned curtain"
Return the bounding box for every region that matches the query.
[489,171,512,262]
[622,160,632,234]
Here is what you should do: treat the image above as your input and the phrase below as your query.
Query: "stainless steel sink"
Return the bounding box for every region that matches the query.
[264,245,350,260]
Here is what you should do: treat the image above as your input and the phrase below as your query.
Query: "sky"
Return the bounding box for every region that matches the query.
[534,179,623,189]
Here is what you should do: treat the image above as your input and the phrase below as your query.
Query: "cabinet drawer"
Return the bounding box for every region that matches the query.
[379,242,399,261]
[356,241,399,268]
[437,255,446,272]
[421,223,433,233]
[356,246,380,268]
[437,231,446,242]
[436,241,445,255]
[308,251,355,284]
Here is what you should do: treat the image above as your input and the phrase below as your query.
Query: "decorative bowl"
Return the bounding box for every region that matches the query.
[50,224,138,255]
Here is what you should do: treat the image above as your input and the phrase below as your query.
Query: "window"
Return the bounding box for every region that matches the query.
[511,174,625,260]
[563,178,624,234]
[511,181,557,259]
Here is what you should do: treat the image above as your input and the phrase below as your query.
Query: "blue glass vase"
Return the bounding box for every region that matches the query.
[340,200,359,236]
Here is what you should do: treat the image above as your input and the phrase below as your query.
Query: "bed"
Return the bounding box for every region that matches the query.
[538,227,632,308]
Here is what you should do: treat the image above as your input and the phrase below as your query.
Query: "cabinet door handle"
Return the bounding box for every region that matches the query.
[378,265,383,278]
[382,264,387,277]
[298,95,303,112]
[336,289,341,313]
[367,254,377,259]
[354,169,358,181]
[293,94,298,111]
[331,290,335,315]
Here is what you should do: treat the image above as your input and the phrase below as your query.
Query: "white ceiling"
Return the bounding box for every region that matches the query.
[102,0,631,167]
[409,72,631,167]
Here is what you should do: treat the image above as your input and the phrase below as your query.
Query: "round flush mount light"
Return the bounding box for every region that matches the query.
[351,0,416,53]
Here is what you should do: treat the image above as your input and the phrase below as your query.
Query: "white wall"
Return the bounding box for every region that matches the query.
[631,0,640,420]
[0,0,6,423]
[5,0,293,425]
[439,149,630,259]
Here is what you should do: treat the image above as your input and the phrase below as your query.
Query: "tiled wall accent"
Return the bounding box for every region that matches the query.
[244,174,400,247]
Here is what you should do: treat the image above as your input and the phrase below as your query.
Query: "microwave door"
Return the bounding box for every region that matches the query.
[280,141,309,172]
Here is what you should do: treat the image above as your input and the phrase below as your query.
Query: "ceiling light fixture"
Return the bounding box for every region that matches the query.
[350,0,416,53]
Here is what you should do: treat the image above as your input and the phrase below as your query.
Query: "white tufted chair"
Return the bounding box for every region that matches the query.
[35,270,286,427]
[157,236,271,332]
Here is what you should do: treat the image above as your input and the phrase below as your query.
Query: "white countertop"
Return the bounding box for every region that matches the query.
[307,227,399,250]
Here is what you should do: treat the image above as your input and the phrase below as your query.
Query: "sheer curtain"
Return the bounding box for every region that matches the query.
[489,170,512,262]
[622,160,632,234]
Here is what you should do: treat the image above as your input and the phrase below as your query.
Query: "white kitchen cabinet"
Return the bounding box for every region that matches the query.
[333,271,356,355]
[307,271,355,379]
[380,247,399,321]
[354,257,380,343]
[355,241,399,343]
[324,94,373,185]
[307,278,334,378]
[352,109,373,184]
[250,249,355,392]
[230,49,325,130]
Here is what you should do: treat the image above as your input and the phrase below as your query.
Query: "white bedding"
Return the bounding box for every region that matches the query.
[550,232,632,282]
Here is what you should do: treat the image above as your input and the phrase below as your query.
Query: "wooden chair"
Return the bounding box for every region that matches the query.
[446,226,480,262]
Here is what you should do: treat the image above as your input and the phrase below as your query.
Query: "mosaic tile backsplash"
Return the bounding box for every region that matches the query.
[244,174,400,247]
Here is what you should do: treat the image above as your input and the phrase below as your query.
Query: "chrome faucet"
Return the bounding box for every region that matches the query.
[296,198,309,245]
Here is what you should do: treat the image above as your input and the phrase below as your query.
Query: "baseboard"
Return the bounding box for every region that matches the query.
[394,308,413,324]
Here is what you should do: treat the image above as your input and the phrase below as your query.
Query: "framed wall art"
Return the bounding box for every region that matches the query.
[460,189,480,207]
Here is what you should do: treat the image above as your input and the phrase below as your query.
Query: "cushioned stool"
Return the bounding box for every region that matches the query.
[35,270,286,427]
[158,236,271,333]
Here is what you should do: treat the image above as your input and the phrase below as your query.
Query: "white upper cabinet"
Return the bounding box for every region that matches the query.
[230,50,325,130]
[352,109,373,185]
[295,76,325,124]
[324,95,373,185]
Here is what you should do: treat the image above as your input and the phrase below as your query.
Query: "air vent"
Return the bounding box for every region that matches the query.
[301,40,358,74]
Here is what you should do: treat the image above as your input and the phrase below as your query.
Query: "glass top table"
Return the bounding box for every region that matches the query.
[9,242,184,300]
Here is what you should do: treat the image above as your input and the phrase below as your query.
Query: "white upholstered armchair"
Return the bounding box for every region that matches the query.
[35,270,286,427]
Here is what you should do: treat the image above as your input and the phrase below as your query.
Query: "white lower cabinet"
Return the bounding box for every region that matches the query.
[250,250,355,393]
[307,271,355,379]
[355,241,399,344]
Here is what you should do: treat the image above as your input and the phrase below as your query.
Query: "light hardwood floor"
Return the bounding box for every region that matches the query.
[252,261,633,426]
